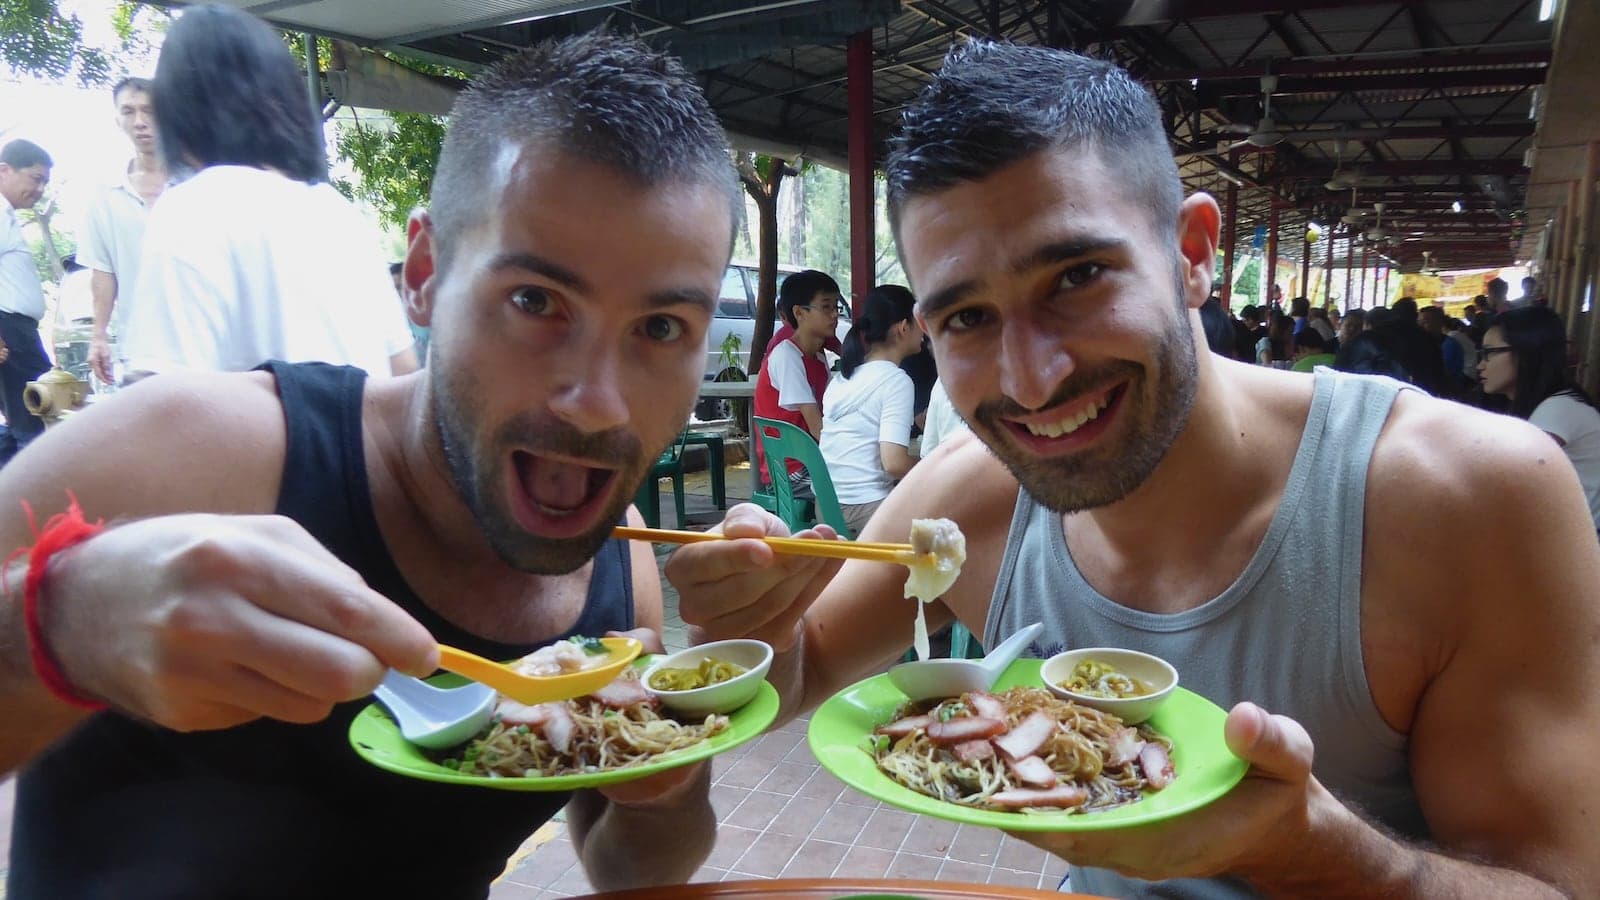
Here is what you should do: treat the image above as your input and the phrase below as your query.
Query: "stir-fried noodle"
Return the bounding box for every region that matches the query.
[873,686,1173,813]
[445,676,729,778]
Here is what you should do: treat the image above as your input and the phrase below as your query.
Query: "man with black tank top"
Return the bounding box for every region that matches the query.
[672,40,1600,899]
[0,22,740,899]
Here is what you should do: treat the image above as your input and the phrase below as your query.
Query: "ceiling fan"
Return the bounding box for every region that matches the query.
[1340,187,1369,228]
[1325,141,1361,191]
[1364,202,1390,243]
[1420,250,1440,277]
[1224,74,1285,150]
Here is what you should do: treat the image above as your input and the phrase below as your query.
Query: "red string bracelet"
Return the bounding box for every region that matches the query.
[3,493,108,710]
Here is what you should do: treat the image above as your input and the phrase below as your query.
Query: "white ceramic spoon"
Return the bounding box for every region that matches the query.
[372,670,497,750]
[886,622,1045,702]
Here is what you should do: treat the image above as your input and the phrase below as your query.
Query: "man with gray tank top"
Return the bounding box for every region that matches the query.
[672,40,1600,898]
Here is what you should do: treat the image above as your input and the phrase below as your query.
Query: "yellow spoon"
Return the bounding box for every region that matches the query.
[435,637,643,705]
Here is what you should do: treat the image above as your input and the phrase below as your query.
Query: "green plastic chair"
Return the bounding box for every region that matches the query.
[634,430,689,528]
[752,416,853,539]
[682,429,726,510]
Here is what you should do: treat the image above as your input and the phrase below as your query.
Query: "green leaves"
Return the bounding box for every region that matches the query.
[0,0,110,85]
[331,112,446,230]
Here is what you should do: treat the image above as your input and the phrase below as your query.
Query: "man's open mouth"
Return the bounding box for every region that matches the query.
[510,450,619,537]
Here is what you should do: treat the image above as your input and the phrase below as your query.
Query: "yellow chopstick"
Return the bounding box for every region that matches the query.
[613,526,926,565]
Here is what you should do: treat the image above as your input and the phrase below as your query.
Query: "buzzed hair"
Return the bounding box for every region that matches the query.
[886,40,1181,246]
[112,76,152,102]
[429,31,738,269]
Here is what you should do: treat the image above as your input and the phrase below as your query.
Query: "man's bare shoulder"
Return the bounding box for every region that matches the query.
[1361,388,1593,646]
[874,429,1019,536]
[1368,388,1571,527]
[0,371,289,518]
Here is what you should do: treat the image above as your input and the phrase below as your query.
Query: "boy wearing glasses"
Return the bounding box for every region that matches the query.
[753,269,843,496]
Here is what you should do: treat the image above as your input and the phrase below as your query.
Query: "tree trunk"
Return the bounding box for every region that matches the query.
[787,172,806,267]
[739,154,789,377]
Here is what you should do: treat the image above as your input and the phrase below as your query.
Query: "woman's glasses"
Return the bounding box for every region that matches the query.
[1480,345,1513,359]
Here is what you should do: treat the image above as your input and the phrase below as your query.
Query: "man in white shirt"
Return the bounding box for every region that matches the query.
[0,139,54,463]
[79,77,167,386]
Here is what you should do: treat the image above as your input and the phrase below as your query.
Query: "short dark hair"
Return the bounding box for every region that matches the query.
[112,76,152,102]
[1,139,52,170]
[1487,277,1508,295]
[886,40,1181,245]
[430,31,737,269]
[776,269,841,328]
[152,4,328,183]
[1335,330,1411,382]
[1290,296,1310,317]
[1295,327,1326,352]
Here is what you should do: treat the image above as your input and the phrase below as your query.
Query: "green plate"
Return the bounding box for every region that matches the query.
[808,658,1246,831]
[349,659,778,791]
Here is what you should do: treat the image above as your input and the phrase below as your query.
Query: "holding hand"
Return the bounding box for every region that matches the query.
[1008,702,1317,883]
[38,513,438,731]
[666,503,842,652]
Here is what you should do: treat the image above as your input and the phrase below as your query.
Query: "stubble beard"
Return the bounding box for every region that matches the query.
[426,351,653,576]
[969,302,1199,514]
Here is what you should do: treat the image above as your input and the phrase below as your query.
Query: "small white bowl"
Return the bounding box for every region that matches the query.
[1040,647,1178,725]
[642,639,773,717]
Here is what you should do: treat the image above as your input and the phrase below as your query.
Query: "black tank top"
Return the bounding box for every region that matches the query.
[7,362,636,899]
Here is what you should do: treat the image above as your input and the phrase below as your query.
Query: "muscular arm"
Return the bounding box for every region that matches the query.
[1240,396,1600,896]
[0,375,284,770]
[0,374,435,774]
[1376,403,1598,895]
[566,504,717,889]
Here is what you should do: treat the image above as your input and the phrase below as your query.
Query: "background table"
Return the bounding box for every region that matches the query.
[697,379,759,497]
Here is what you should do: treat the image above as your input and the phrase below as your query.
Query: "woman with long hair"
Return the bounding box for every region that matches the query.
[1479,305,1600,529]
[1255,308,1294,369]
[119,4,416,378]
[820,284,926,536]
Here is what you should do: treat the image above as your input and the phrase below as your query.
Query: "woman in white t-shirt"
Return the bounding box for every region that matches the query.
[1479,305,1600,531]
[820,285,926,536]
[121,5,417,379]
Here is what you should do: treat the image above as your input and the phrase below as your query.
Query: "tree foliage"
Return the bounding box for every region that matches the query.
[332,112,446,231]
[1,0,112,84]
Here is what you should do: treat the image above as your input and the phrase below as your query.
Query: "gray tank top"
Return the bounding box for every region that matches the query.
[984,369,1427,898]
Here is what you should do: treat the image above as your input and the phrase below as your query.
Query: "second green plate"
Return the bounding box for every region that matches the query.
[807,658,1247,831]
